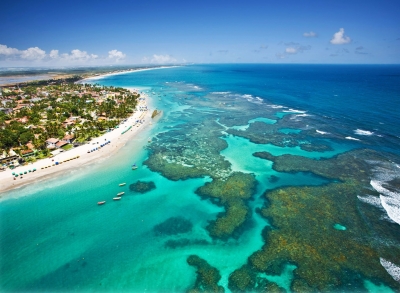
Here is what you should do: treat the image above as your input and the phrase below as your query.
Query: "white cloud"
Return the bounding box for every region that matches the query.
[284,45,311,54]
[49,49,59,59]
[0,44,46,61]
[330,28,351,45]
[108,49,126,61]
[20,47,46,60]
[285,47,298,54]
[303,31,317,37]
[62,49,98,61]
[144,54,177,64]
[0,43,126,65]
[0,44,20,56]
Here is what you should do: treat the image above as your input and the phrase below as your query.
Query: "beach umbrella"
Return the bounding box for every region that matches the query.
[15,174,18,177]
[19,172,23,175]
[29,170,31,172]
[12,172,15,175]
[33,168,36,171]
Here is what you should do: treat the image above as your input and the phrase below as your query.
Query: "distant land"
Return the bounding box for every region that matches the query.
[0,65,180,86]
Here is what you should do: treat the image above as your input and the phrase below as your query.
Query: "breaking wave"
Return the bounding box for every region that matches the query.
[380,258,400,282]
[369,161,400,226]
[316,130,329,135]
[345,136,361,141]
[355,129,374,136]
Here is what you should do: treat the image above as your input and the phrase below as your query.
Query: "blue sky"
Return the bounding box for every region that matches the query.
[1,0,399,66]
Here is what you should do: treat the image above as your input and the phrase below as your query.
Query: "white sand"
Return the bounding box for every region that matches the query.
[0,93,153,194]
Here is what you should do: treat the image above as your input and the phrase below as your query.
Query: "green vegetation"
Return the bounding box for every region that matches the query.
[0,78,139,162]
[61,144,73,151]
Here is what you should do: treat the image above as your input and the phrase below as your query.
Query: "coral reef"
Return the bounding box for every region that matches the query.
[187,255,224,293]
[195,172,257,239]
[129,180,156,194]
[227,149,400,291]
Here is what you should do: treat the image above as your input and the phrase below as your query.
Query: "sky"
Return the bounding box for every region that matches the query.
[1,0,399,67]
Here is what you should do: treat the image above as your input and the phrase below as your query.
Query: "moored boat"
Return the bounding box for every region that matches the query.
[132,163,138,170]
[117,192,125,196]
[113,197,121,200]
[97,201,106,205]
[119,183,126,186]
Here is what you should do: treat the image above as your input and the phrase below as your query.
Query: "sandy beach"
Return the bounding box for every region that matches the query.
[0,90,153,195]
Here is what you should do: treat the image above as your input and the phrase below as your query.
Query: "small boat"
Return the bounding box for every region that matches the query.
[132,163,138,170]
[97,201,106,205]
[117,192,125,196]
[119,183,126,186]
[113,197,121,200]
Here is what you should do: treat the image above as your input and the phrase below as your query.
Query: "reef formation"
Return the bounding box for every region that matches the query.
[187,255,224,293]
[129,180,156,194]
[143,87,400,291]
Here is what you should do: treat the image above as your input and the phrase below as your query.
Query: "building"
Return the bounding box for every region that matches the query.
[46,138,59,149]
[62,134,75,144]
[55,141,68,148]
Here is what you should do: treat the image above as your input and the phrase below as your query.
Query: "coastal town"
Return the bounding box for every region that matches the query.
[0,76,141,171]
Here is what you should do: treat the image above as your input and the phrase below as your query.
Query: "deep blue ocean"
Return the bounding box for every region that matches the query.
[1,64,400,292]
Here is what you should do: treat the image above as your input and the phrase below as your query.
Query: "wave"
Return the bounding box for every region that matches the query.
[290,114,310,120]
[345,136,361,141]
[240,94,263,104]
[357,195,382,208]
[355,129,374,136]
[380,258,400,282]
[283,108,306,113]
[370,180,400,226]
[268,104,285,109]
[211,91,231,95]
[316,130,329,135]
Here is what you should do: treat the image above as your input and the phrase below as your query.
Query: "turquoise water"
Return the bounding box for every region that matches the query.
[278,128,302,134]
[1,65,400,292]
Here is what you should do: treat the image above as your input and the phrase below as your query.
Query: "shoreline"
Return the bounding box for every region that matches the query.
[78,65,181,83]
[0,76,158,195]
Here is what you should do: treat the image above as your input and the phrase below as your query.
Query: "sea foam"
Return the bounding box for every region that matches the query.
[283,108,306,113]
[240,94,263,104]
[370,180,400,226]
[345,136,361,141]
[355,129,374,136]
[380,258,400,282]
[357,195,382,208]
[316,130,329,135]
[268,104,285,109]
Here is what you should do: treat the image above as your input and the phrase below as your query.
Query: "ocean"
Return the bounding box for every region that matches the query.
[1,64,399,292]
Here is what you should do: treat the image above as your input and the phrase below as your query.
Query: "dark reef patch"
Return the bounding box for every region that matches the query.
[226,149,400,291]
[153,217,193,236]
[195,172,257,240]
[164,238,209,249]
[129,180,156,194]
[187,255,224,293]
